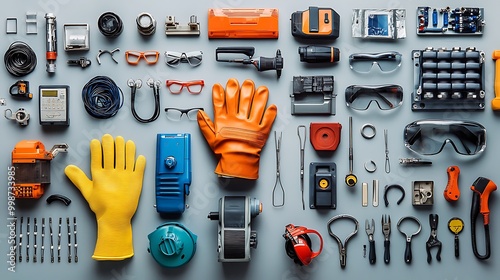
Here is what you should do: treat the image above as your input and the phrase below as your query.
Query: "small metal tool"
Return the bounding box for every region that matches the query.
[18,217,23,262]
[67,57,91,68]
[426,214,442,263]
[373,180,379,207]
[345,117,357,187]
[399,158,432,166]
[365,219,376,264]
[327,214,359,269]
[33,218,37,262]
[272,131,285,207]
[57,217,61,263]
[397,216,422,264]
[297,125,306,210]
[384,129,390,173]
[74,217,78,263]
[49,217,54,263]
[362,182,368,207]
[382,214,391,264]
[97,48,120,65]
[41,218,45,263]
[448,217,464,258]
[67,217,71,263]
[26,217,30,262]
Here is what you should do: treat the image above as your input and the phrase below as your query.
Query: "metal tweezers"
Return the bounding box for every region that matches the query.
[272,131,285,207]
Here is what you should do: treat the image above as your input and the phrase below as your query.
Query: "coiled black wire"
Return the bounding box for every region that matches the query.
[4,41,37,77]
[130,82,161,123]
[82,76,123,119]
[98,12,123,37]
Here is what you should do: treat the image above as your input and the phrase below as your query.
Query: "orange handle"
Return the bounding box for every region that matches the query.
[491,50,500,110]
[480,181,497,225]
[444,166,460,202]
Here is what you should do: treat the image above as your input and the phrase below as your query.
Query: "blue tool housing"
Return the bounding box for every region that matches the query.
[155,133,191,215]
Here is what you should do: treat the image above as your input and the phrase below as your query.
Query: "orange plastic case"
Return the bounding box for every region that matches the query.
[208,8,279,39]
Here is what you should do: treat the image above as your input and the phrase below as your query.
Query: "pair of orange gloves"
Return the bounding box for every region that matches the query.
[65,78,277,260]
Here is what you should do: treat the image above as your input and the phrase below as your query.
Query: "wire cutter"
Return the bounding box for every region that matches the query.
[426,214,442,263]
[365,219,376,264]
[327,214,359,269]
[470,177,497,260]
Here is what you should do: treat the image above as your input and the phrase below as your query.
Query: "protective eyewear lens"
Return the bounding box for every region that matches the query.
[345,85,403,110]
[404,120,486,156]
[165,51,203,67]
[185,51,203,66]
[349,51,402,73]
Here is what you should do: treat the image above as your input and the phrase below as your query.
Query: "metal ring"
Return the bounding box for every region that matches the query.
[361,124,376,139]
[397,216,422,238]
[364,160,377,173]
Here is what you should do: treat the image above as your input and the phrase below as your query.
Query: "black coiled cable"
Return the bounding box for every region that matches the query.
[4,41,37,77]
[130,80,161,123]
[82,76,123,119]
[98,12,123,37]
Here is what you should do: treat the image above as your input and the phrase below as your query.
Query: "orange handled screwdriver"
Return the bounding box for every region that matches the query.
[470,177,497,260]
[444,166,460,202]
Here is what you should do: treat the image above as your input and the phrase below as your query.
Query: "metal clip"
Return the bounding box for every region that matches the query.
[165,15,200,36]
[97,48,120,65]
[4,108,30,126]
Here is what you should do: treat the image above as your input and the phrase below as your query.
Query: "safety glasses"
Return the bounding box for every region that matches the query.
[349,51,402,73]
[166,80,204,94]
[125,50,159,65]
[345,85,403,110]
[164,107,203,121]
[164,51,203,67]
[404,120,486,156]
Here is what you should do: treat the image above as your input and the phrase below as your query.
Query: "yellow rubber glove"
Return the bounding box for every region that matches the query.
[64,134,146,260]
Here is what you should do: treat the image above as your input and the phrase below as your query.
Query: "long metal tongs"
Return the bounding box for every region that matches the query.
[297,125,306,210]
[272,131,285,207]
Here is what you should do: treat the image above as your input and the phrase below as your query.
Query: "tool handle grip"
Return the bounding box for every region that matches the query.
[454,236,460,258]
[404,241,412,263]
[494,53,500,98]
[384,240,390,264]
[369,240,376,264]
[444,166,460,202]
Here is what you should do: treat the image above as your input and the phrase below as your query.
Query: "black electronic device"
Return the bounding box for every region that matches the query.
[309,162,336,209]
[39,85,69,126]
[291,6,340,40]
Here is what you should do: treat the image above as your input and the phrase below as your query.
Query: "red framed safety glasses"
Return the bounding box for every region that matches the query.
[166,80,204,94]
[125,50,159,65]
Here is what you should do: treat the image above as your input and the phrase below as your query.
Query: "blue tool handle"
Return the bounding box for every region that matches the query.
[369,240,376,264]
[404,241,412,263]
[384,240,390,263]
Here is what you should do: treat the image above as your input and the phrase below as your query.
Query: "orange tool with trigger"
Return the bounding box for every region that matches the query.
[470,177,497,260]
[444,166,460,202]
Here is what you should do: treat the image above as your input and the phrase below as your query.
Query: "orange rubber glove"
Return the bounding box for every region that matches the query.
[64,134,146,260]
[197,78,277,179]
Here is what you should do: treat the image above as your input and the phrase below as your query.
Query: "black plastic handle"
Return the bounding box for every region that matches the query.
[404,240,412,263]
[369,240,376,264]
[384,240,390,264]
[455,236,460,258]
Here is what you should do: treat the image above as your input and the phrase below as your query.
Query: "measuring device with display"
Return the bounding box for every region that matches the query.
[39,85,69,126]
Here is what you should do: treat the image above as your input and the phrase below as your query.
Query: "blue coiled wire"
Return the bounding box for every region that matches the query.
[82,76,123,119]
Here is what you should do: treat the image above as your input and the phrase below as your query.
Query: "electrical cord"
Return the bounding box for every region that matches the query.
[129,79,161,123]
[4,41,37,77]
[82,76,123,119]
[98,12,123,37]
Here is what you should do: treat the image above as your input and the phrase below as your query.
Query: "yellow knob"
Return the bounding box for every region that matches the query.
[345,174,357,187]
[319,178,329,189]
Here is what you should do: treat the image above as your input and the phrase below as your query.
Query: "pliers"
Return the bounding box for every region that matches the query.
[470,177,497,260]
[381,214,391,264]
[365,219,376,264]
[426,214,442,263]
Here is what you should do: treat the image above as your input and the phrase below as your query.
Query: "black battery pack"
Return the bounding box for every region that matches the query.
[291,6,340,40]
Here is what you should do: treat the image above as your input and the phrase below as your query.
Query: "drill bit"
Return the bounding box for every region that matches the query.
[33,218,37,263]
[67,217,71,263]
[18,217,23,262]
[26,217,30,263]
[57,217,62,263]
[49,217,54,263]
[41,218,45,263]
[74,217,78,263]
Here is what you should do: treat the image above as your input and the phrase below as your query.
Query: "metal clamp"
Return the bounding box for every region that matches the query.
[4,108,29,126]
[165,15,200,36]
[291,76,335,115]
[97,48,120,65]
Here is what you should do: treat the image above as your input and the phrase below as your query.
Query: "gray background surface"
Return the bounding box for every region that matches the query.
[1,0,499,279]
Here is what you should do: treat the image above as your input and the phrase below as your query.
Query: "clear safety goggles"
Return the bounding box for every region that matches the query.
[164,51,203,67]
[349,51,402,73]
[345,85,403,110]
[404,120,486,156]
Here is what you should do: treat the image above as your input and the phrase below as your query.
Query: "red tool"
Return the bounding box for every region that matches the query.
[444,166,460,202]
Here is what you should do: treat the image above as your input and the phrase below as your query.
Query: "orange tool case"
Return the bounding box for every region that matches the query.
[208,8,279,39]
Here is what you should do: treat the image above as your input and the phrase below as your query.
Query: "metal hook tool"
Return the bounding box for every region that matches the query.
[397,216,422,264]
[327,214,359,268]
[272,131,285,207]
[297,125,306,210]
[384,129,390,173]
[96,48,120,65]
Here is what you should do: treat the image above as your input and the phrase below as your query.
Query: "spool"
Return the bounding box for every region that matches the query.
[310,122,342,151]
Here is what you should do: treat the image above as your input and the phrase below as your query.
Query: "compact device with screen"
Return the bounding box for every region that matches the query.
[39,85,69,126]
